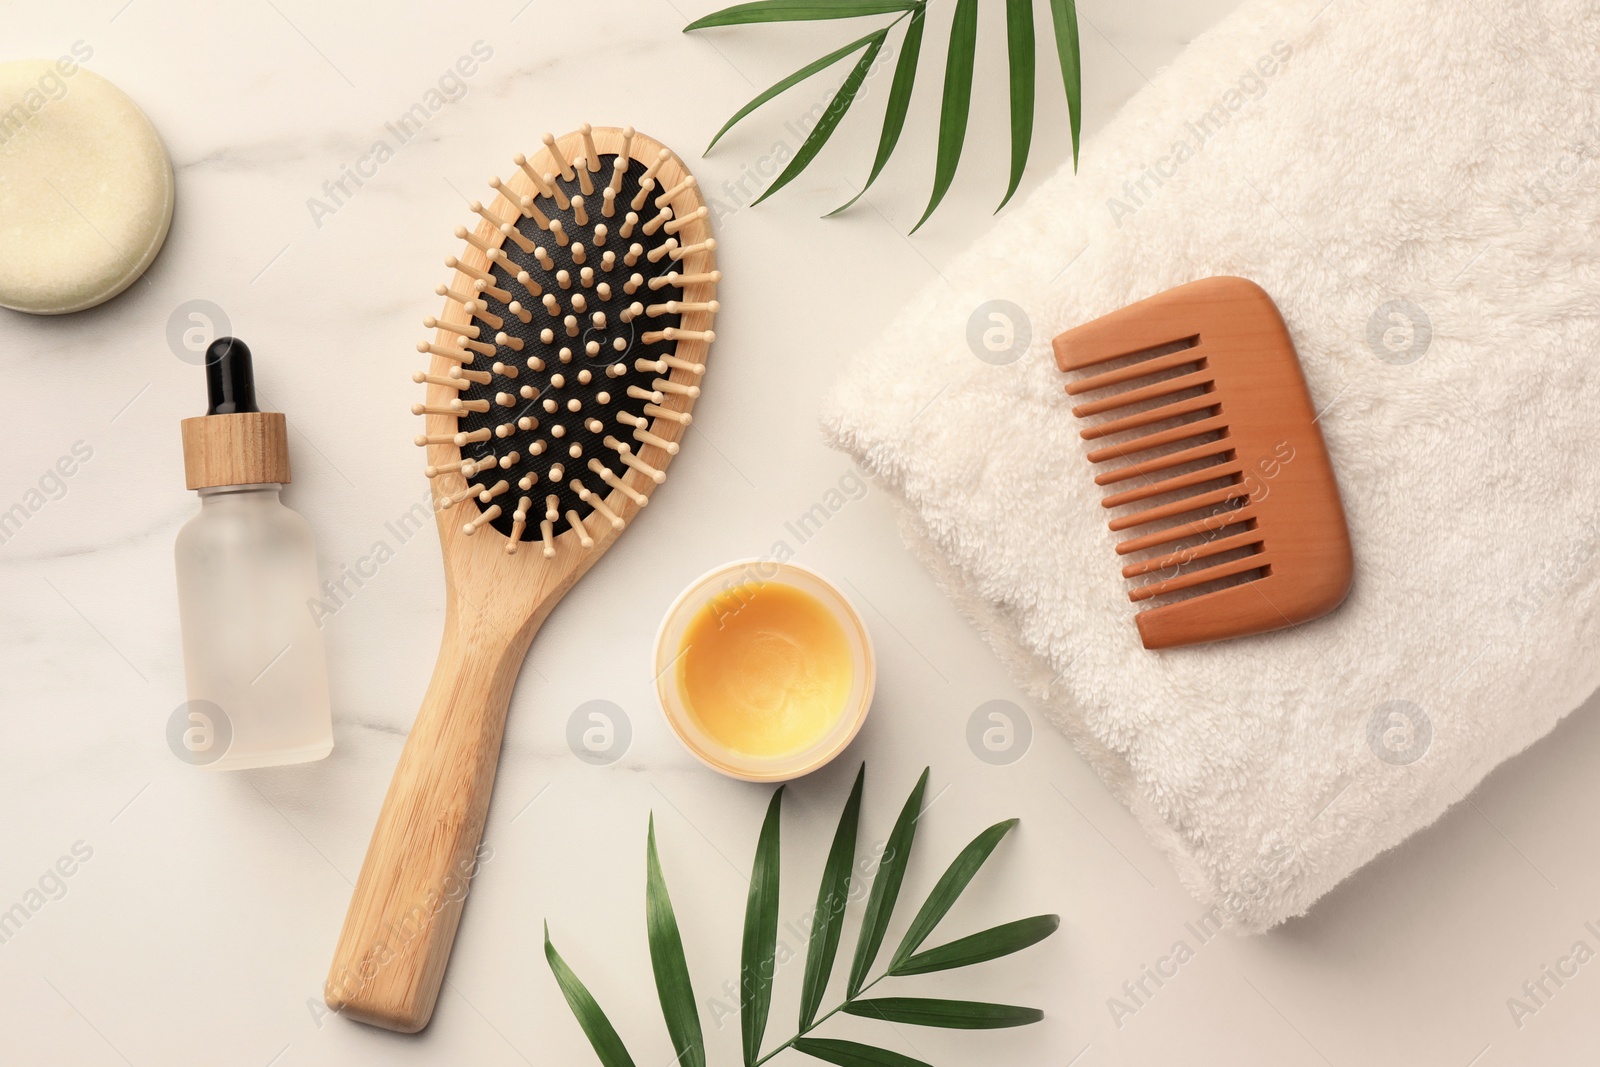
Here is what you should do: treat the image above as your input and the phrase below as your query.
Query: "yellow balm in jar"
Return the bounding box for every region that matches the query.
[656,562,875,781]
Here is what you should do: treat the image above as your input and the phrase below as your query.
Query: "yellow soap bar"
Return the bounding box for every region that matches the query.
[678,580,853,758]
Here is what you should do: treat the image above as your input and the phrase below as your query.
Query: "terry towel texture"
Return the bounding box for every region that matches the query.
[824,0,1600,930]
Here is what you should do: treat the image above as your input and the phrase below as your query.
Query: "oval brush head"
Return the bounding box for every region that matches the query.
[329,127,716,1035]
[415,124,718,552]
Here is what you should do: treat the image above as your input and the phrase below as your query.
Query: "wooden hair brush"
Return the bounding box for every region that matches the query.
[1052,276,1351,650]
[325,124,717,1032]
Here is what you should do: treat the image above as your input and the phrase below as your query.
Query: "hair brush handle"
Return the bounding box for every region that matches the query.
[324,603,538,1032]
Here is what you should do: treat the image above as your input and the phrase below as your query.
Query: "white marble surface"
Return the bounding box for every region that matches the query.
[4,2,1600,1064]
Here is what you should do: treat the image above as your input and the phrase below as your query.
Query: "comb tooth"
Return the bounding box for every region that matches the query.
[454,398,491,413]
[413,371,469,391]
[639,148,671,185]
[643,402,693,424]
[664,206,708,236]
[1066,346,1202,395]
[518,196,551,230]
[462,504,502,535]
[414,432,456,446]
[1078,394,1219,441]
[1128,552,1268,603]
[592,224,608,247]
[1114,506,1257,555]
[619,126,635,165]
[576,164,595,197]
[602,187,618,218]
[500,223,536,255]
[450,366,492,385]
[572,478,624,529]
[514,154,554,198]
[470,200,511,228]
[454,428,492,445]
[649,269,721,291]
[580,124,601,171]
[478,479,510,504]
[540,496,558,557]
[654,176,697,208]
[627,384,665,404]
[512,272,541,300]
[445,255,495,285]
[435,283,476,307]
[454,226,501,261]
[423,316,478,341]
[416,341,474,365]
[647,239,677,264]
[624,275,644,296]
[653,378,700,399]
[572,243,587,266]
[1120,529,1262,578]
[543,172,570,210]
[460,337,495,357]
[631,178,657,212]
[565,509,595,548]
[1085,414,1228,464]
[550,219,569,246]
[465,301,504,331]
[1070,369,1213,418]
[1107,483,1253,532]
[441,485,477,508]
[472,277,513,303]
[620,212,639,239]
[588,459,648,506]
[1100,460,1248,511]
[506,497,530,554]
[535,247,555,270]
[491,359,519,378]
[641,206,672,236]
[643,327,714,344]
[670,237,716,262]
[623,244,642,267]
[506,301,533,324]
[647,299,719,317]
[543,133,575,182]
[1093,439,1233,486]
[573,196,589,226]
[606,436,667,482]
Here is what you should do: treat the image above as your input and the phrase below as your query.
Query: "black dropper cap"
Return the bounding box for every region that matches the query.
[204,337,260,415]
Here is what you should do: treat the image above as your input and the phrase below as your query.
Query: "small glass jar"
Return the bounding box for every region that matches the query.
[174,482,333,768]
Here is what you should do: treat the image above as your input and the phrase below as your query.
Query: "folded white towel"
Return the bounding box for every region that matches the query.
[824,0,1600,930]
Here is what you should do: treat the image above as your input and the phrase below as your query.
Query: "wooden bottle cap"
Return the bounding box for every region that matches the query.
[180,337,292,489]
[181,411,291,489]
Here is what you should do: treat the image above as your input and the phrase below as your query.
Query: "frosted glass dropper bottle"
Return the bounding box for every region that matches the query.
[175,337,333,769]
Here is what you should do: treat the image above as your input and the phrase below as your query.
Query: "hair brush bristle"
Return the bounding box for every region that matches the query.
[415,126,718,553]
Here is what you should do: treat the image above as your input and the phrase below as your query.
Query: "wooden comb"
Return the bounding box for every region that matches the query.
[1052,276,1351,650]
[325,125,716,1032]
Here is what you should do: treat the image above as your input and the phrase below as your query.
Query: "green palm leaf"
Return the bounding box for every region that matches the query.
[844,996,1044,1029]
[890,818,1016,969]
[828,5,925,216]
[888,914,1060,977]
[645,816,705,1067]
[1047,0,1083,168]
[910,0,978,232]
[793,1037,933,1066]
[705,28,884,153]
[799,764,864,1029]
[544,924,640,1067]
[740,787,784,1066]
[997,0,1035,210]
[686,0,915,31]
[847,767,929,995]
[755,30,887,205]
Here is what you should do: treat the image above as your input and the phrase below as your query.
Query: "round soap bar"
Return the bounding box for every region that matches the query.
[0,61,174,315]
